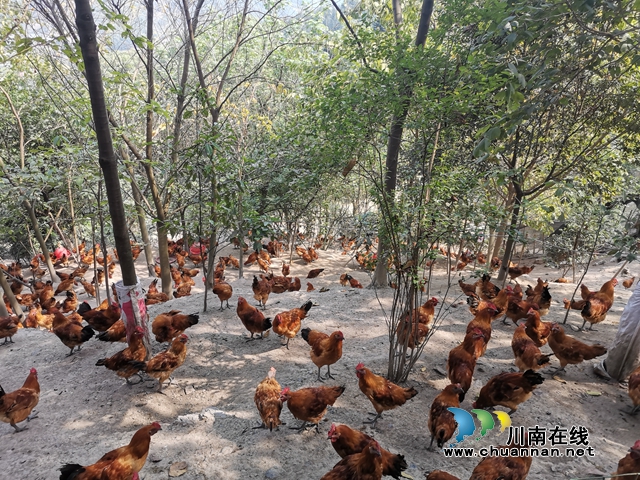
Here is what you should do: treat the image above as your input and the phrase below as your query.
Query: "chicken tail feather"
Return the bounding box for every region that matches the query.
[301,327,311,343]
[59,464,86,480]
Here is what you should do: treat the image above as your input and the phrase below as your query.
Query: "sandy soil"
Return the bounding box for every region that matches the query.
[0,245,638,480]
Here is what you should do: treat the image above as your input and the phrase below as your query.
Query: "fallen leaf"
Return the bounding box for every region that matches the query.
[586,391,601,396]
[553,376,567,384]
[169,461,188,477]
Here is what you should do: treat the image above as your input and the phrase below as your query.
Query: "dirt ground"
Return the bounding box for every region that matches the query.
[0,245,638,480]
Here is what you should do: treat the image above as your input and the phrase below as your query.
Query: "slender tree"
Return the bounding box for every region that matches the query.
[74,0,136,286]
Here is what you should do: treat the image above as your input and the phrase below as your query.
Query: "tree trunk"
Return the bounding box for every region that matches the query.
[371,102,410,288]
[370,0,435,289]
[75,0,136,288]
[486,227,495,262]
[67,176,80,259]
[124,157,155,277]
[0,273,24,318]
[24,200,60,283]
[497,189,523,283]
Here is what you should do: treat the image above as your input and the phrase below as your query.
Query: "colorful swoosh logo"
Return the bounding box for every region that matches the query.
[447,407,476,445]
[446,408,512,446]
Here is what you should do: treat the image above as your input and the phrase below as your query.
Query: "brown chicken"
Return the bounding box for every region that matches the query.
[468,286,511,318]
[465,304,499,356]
[307,268,325,278]
[428,384,464,450]
[96,319,126,343]
[280,385,345,432]
[302,328,344,380]
[473,369,544,413]
[180,267,199,278]
[395,316,430,350]
[237,296,272,340]
[328,423,407,479]
[512,323,552,371]
[259,249,272,264]
[96,253,112,266]
[525,279,552,316]
[288,277,301,291]
[579,278,617,331]
[614,440,640,479]
[282,263,290,276]
[269,275,291,294]
[138,334,188,391]
[458,278,478,297]
[502,293,539,326]
[152,310,199,343]
[211,278,233,310]
[468,442,532,480]
[145,279,169,305]
[426,471,460,480]
[174,251,186,268]
[225,255,240,269]
[628,364,640,415]
[508,264,535,282]
[59,422,161,480]
[563,298,585,310]
[91,269,105,286]
[244,251,258,266]
[257,257,270,273]
[96,326,147,382]
[272,300,313,348]
[24,304,52,330]
[107,261,117,277]
[476,274,500,301]
[348,275,364,288]
[355,363,418,427]
[547,323,607,374]
[340,273,351,287]
[0,368,39,432]
[173,282,193,298]
[523,307,552,348]
[447,328,486,401]
[10,276,24,295]
[78,301,121,332]
[131,244,142,261]
[70,265,88,279]
[490,256,502,271]
[61,290,78,313]
[321,440,383,480]
[254,367,283,431]
[38,281,54,304]
[623,277,635,289]
[187,252,206,266]
[78,278,96,297]
[0,315,21,344]
[51,308,95,355]
[252,275,271,309]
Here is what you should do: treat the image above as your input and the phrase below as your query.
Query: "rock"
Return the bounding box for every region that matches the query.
[221,446,234,455]
[265,467,281,479]
[169,461,188,477]
[433,367,446,376]
[184,385,195,395]
[176,413,200,425]
[199,409,216,422]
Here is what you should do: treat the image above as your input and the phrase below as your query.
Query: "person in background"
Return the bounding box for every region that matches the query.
[594,281,640,381]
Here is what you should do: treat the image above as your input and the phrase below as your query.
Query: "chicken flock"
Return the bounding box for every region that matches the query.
[0,238,638,479]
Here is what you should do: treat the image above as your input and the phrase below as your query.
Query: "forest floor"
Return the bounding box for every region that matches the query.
[0,245,638,480]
